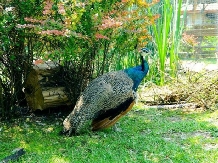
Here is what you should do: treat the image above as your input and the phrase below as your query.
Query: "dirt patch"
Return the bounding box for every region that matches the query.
[162,130,213,141]
[203,143,218,151]
[181,61,218,72]
[166,116,183,123]
[162,130,218,150]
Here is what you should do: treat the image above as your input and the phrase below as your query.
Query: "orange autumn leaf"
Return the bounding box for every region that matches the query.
[34,59,44,65]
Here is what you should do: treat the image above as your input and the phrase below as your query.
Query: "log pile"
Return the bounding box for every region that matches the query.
[24,61,71,111]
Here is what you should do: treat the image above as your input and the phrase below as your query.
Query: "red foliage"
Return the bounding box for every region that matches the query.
[43,0,53,15]
[16,24,36,29]
[182,33,199,46]
[95,33,110,40]
[39,30,65,36]
[17,0,159,46]
[58,2,66,15]
[97,16,123,30]
[24,17,44,24]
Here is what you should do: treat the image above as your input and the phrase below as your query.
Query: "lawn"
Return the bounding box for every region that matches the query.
[0,104,218,163]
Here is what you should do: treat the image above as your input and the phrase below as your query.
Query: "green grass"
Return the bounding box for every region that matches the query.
[0,105,218,163]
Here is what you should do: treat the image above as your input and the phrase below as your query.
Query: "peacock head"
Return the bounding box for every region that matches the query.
[140,47,150,56]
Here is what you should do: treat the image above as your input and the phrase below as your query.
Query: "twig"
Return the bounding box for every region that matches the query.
[144,103,198,110]
[0,148,25,163]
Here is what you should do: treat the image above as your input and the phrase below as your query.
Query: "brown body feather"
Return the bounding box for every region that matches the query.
[92,101,135,131]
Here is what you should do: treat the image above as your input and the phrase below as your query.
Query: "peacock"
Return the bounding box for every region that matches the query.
[62,48,150,135]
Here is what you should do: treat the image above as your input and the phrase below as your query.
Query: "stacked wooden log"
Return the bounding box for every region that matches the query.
[24,61,71,111]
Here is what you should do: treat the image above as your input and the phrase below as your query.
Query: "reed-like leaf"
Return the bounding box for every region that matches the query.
[170,0,184,77]
[152,0,173,85]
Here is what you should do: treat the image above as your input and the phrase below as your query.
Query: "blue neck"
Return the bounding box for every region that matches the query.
[141,57,149,74]
[124,57,149,91]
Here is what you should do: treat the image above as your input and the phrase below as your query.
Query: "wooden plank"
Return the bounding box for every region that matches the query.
[188,24,218,29]
[183,10,218,14]
[186,28,218,36]
[194,46,217,49]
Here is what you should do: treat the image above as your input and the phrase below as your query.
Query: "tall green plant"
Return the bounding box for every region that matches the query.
[150,0,184,85]
[169,0,184,77]
[152,0,173,85]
